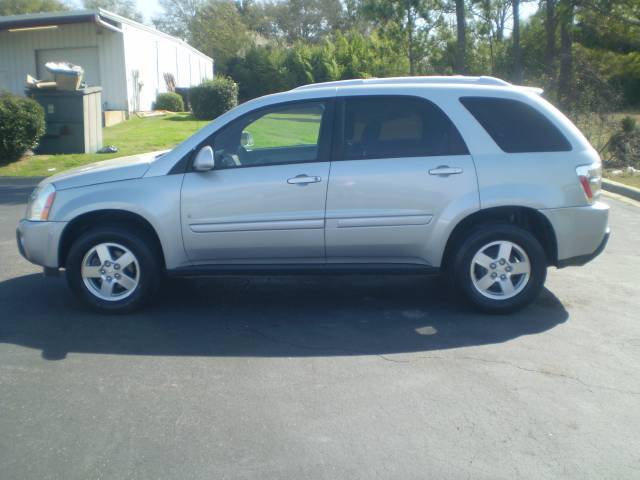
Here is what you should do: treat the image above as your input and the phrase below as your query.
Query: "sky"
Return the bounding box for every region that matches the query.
[135,0,162,22]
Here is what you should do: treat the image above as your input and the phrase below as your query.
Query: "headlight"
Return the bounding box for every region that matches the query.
[26,184,56,221]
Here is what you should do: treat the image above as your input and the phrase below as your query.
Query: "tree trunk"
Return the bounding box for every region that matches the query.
[407,3,415,75]
[512,0,522,83]
[454,0,467,74]
[545,0,557,76]
[558,1,574,108]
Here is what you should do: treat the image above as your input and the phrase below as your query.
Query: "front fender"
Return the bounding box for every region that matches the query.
[52,175,188,269]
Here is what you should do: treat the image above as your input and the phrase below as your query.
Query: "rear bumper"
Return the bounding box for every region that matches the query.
[540,201,609,268]
[16,219,67,268]
[557,228,610,267]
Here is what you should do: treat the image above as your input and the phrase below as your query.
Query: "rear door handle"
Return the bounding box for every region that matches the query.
[287,175,322,185]
[428,166,463,176]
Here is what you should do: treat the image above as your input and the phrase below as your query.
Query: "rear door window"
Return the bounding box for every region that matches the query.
[338,96,468,160]
[460,97,572,153]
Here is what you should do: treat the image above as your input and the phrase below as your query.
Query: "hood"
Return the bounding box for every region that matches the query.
[41,150,169,191]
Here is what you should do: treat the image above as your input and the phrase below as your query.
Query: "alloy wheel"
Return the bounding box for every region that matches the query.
[470,240,531,300]
[81,242,140,301]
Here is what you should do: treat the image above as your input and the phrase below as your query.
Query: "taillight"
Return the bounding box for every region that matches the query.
[576,164,601,204]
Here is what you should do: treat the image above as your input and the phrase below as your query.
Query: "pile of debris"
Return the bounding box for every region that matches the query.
[26,62,85,91]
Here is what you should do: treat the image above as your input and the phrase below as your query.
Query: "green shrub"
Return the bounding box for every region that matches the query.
[0,92,45,165]
[154,92,184,112]
[175,87,191,111]
[190,77,238,120]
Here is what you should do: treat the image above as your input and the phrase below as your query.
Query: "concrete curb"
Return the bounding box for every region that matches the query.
[602,178,640,203]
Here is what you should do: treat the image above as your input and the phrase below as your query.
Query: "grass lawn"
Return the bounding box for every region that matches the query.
[246,112,321,148]
[0,113,210,177]
[607,174,640,189]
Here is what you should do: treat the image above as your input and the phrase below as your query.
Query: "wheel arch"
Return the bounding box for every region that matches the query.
[58,209,166,269]
[442,206,558,269]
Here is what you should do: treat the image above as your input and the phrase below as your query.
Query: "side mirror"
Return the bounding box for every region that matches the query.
[241,130,254,149]
[193,146,215,171]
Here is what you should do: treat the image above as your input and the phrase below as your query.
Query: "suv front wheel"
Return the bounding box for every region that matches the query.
[66,226,162,313]
[451,224,547,313]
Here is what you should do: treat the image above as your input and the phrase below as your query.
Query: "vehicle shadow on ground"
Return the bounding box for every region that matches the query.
[0,273,568,360]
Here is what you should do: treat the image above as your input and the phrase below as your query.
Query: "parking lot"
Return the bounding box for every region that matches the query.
[1,179,639,479]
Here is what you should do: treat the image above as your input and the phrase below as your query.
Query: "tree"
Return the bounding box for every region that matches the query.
[227,46,288,100]
[266,0,345,43]
[189,0,252,73]
[454,0,467,73]
[362,0,444,75]
[470,0,511,73]
[310,41,341,82]
[0,0,68,16]
[233,0,280,38]
[83,0,143,22]
[544,0,557,76]
[362,0,417,75]
[283,45,315,87]
[153,0,203,39]
[471,0,510,43]
[512,0,522,82]
[557,0,574,106]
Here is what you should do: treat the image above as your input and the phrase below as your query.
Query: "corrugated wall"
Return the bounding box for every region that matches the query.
[121,24,213,112]
[0,23,128,111]
[0,20,213,113]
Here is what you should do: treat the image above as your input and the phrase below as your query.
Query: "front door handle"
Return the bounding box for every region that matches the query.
[287,174,322,185]
[428,166,463,176]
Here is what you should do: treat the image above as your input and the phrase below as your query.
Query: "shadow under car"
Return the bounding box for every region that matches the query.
[0,273,568,360]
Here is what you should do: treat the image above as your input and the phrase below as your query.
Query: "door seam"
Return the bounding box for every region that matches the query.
[323,160,332,262]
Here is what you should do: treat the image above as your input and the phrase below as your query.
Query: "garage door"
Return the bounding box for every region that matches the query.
[36,47,100,86]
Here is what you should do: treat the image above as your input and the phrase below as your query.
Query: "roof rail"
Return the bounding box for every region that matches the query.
[294,75,511,91]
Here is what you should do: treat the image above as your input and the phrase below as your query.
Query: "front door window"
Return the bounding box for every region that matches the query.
[211,102,326,169]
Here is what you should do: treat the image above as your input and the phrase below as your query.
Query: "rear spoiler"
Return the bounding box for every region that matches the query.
[516,86,544,95]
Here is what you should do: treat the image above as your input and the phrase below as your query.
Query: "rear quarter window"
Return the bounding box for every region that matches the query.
[460,97,572,153]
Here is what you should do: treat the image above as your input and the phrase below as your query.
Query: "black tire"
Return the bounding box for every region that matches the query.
[65,225,162,313]
[450,224,547,314]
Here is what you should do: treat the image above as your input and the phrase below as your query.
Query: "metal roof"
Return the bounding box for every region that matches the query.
[0,9,99,30]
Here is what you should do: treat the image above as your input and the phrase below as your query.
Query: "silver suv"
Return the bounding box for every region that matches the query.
[16,76,609,314]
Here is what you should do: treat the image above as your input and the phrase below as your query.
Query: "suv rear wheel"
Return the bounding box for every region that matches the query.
[451,224,547,313]
[66,226,161,313]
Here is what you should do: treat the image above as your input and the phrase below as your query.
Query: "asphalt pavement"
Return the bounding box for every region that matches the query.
[1,179,639,479]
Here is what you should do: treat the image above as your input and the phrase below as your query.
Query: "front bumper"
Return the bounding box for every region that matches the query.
[16,219,67,268]
[540,201,610,268]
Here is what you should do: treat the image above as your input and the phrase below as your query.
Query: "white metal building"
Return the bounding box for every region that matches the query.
[0,9,214,112]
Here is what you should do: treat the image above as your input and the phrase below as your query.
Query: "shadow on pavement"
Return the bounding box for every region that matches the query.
[0,273,568,360]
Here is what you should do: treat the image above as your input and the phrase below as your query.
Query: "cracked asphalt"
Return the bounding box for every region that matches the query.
[1,179,639,479]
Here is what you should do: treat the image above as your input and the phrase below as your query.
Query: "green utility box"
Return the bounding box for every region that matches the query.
[29,87,103,154]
